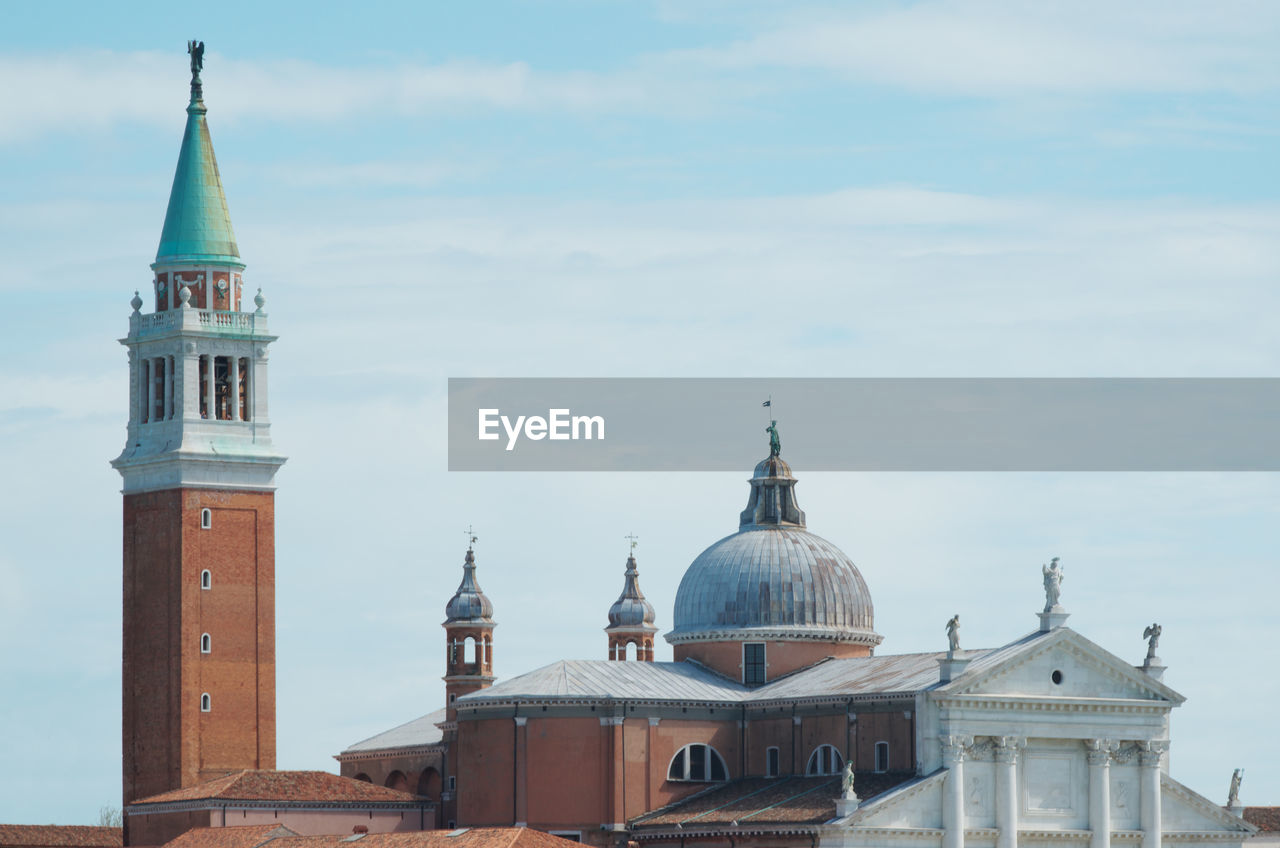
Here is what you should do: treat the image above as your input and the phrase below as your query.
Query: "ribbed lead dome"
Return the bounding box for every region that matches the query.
[666,448,881,647]
[444,548,494,624]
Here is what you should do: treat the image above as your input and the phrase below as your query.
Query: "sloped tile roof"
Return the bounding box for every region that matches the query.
[160,828,579,848]
[161,826,295,848]
[131,771,420,806]
[1245,808,1280,832]
[0,830,120,848]
[342,709,447,755]
[460,660,748,704]
[0,826,122,848]
[459,631,1057,706]
[630,773,914,829]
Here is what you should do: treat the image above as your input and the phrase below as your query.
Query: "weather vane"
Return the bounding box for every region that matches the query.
[625,533,639,554]
[465,525,478,551]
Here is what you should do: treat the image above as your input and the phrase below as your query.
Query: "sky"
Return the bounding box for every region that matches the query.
[1,0,1279,825]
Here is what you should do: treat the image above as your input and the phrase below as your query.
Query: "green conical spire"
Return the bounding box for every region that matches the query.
[154,46,241,267]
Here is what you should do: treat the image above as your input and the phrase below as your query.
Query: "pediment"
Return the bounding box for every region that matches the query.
[1161,774,1257,835]
[941,628,1183,705]
[839,770,945,829]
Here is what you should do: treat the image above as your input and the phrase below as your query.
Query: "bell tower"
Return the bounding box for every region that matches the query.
[112,43,286,812]
[443,542,496,720]
[605,541,657,661]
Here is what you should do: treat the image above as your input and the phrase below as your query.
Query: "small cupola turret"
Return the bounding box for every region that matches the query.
[442,535,496,717]
[605,537,657,661]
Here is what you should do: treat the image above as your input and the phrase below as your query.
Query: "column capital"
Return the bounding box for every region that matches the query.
[994,736,1024,763]
[940,734,973,764]
[1087,738,1118,766]
[648,716,661,727]
[1139,740,1168,767]
[513,716,528,727]
[600,716,625,726]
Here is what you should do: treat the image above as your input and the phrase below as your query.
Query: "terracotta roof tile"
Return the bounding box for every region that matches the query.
[1244,807,1280,832]
[132,771,420,806]
[160,828,579,848]
[0,826,122,848]
[161,826,296,848]
[631,772,915,828]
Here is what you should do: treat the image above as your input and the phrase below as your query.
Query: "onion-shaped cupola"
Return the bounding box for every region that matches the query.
[445,547,494,624]
[442,540,496,715]
[666,425,882,682]
[605,546,657,661]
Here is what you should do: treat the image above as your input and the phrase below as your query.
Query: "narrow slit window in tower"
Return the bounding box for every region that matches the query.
[200,693,211,712]
[200,633,211,654]
[201,508,212,530]
[201,569,211,590]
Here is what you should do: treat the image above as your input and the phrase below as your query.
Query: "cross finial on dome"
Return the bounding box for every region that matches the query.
[625,533,639,554]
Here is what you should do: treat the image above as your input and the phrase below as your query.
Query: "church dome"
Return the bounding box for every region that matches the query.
[667,441,881,647]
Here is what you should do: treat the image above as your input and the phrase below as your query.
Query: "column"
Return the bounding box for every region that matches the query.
[513,716,528,826]
[1087,740,1112,848]
[607,716,625,826]
[128,350,139,426]
[1140,742,1166,848]
[144,358,155,424]
[166,355,175,419]
[941,736,969,848]
[994,737,1020,848]
[646,717,659,813]
[205,355,216,420]
[792,715,802,776]
[229,355,240,421]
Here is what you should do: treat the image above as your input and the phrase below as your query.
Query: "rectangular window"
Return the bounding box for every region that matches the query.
[766,747,779,777]
[875,741,889,773]
[743,642,766,685]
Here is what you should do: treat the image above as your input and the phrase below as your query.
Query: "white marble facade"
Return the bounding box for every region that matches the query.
[824,622,1255,848]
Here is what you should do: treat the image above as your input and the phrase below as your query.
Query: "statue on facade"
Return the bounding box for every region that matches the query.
[766,420,781,458]
[946,614,960,654]
[841,761,858,800]
[1143,622,1162,662]
[1042,557,1063,611]
[1228,768,1243,807]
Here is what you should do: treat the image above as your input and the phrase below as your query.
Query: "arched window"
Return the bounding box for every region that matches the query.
[874,741,889,773]
[200,508,212,530]
[766,746,780,777]
[385,770,408,792]
[200,633,211,654]
[668,743,728,782]
[200,693,211,712]
[201,570,212,590]
[625,642,637,661]
[806,744,844,776]
[353,773,372,783]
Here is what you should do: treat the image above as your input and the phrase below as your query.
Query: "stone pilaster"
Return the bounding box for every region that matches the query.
[941,735,971,848]
[1139,741,1168,848]
[1088,739,1115,848]
[994,736,1022,848]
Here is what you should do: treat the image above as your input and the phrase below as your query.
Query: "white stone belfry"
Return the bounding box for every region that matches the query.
[111,66,285,493]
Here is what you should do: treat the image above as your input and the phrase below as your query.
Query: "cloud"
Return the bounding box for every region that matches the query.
[672,0,1280,96]
[0,49,720,143]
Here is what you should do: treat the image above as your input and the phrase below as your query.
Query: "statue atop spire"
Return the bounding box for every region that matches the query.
[187,40,205,102]
[766,419,781,457]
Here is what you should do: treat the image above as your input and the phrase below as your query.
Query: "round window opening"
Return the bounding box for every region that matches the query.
[1051,670,1064,685]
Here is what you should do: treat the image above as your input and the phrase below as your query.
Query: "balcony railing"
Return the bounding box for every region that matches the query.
[131,308,268,337]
